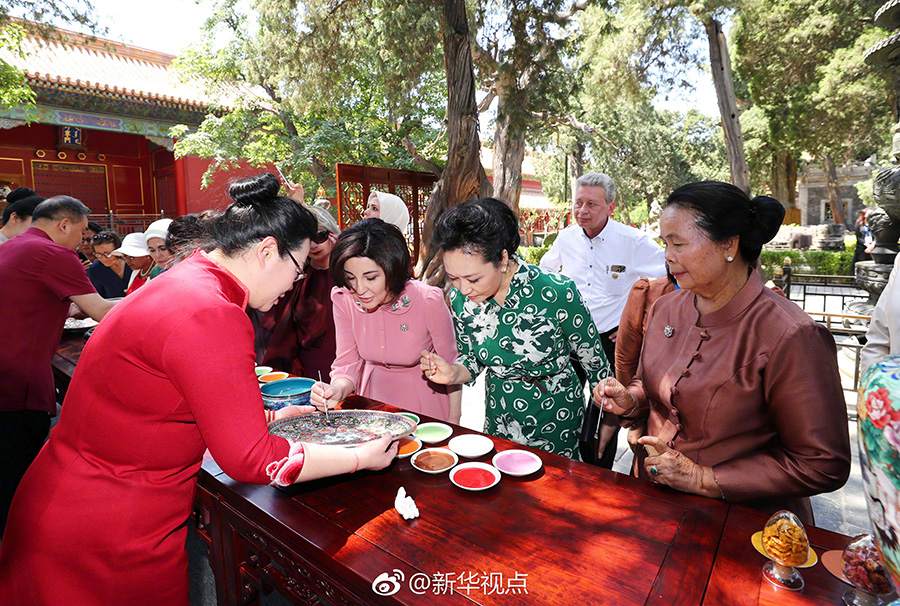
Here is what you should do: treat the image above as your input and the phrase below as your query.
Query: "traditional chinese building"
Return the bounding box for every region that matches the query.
[0,23,265,230]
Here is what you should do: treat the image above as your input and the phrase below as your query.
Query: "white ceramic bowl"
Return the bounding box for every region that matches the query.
[414,422,453,444]
[448,434,494,458]
[396,436,423,459]
[450,462,501,491]
[411,448,458,474]
[491,449,543,477]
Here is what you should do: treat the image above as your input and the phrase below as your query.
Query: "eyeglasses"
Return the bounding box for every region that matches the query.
[92,233,115,242]
[312,230,331,245]
[95,251,117,259]
[286,250,305,282]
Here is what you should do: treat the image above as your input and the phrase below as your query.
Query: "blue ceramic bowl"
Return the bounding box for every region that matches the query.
[261,377,315,410]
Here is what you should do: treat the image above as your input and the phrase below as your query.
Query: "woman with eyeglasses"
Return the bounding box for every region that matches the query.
[311,218,462,423]
[0,173,398,606]
[260,205,341,381]
[77,220,104,269]
[86,231,132,298]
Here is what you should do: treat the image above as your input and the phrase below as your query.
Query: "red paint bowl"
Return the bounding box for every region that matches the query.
[450,462,501,491]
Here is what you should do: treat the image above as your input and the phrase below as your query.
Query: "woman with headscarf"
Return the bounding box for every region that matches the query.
[363,191,409,235]
[144,218,176,271]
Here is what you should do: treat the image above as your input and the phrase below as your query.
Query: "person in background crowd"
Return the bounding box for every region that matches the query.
[144,218,175,271]
[540,172,666,468]
[363,191,410,234]
[115,232,160,295]
[853,207,874,265]
[77,220,104,268]
[422,198,609,457]
[594,181,850,524]
[86,231,132,299]
[261,205,341,381]
[0,173,397,606]
[0,192,44,245]
[165,211,218,265]
[0,196,117,535]
[311,218,461,423]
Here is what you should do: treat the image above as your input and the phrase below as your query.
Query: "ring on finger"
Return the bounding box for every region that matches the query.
[650,465,659,476]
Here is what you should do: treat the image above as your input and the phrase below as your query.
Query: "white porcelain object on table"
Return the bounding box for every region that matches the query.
[410,448,458,474]
[450,462,501,491]
[415,422,453,444]
[448,434,494,458]
[492,449,543,477]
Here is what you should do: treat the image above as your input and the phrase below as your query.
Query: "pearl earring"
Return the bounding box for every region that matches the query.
[726,256,734,262]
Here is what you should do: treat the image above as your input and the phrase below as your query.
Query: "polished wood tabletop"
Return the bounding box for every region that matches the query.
[53,337,861,605]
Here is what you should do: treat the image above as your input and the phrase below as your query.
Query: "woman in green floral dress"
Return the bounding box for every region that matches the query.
[421,198,609,458]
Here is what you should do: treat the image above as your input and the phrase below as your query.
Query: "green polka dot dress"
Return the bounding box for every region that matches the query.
[449,261,609,458]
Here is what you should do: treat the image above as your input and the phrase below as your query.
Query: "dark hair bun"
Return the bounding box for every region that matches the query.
[227,173,280,207]
[6,187,37,204]
[749,195,785,245]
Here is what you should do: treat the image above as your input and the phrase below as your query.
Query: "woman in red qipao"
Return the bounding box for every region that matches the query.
[0,173,398,606]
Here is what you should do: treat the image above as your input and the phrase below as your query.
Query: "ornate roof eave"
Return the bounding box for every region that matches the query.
[876,0,900,30]
[865,31,900,66]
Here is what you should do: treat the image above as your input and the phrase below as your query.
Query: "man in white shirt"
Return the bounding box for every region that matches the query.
[540,172,666,467]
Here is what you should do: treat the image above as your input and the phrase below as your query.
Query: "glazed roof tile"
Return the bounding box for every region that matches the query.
[0,24,232,110]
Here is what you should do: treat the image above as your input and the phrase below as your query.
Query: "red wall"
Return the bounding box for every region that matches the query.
[175,156,278,215]
[0,123,160,215]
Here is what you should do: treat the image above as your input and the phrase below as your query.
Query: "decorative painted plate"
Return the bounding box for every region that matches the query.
[268,410,416,446]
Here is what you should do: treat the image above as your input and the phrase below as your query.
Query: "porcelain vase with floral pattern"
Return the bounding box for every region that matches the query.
[859,355,900,601]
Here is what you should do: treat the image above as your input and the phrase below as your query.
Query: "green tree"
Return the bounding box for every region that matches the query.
[732,0,892,221]
[0,2,101,110]
[172,0,448,194]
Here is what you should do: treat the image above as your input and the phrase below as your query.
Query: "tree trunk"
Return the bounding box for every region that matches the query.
[822,153,846,225]
[491,78,527,215]
[416,0,491,283]
[702,16,751,194]
[769,151,797,208]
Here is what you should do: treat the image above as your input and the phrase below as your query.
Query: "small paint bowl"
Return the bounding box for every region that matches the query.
[492,449,543,477]
[415,422,452,444]
[396,436,422,459]
[260,377,314,410]
[411,448,458,474]
[259,371,289,383]
[255,365,274,377]
[448,434,494,459]
[450,462,501,491]
[397,412,420,425]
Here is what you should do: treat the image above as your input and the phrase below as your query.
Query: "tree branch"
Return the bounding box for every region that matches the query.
[477,85,497,112]
[470,36,500,76]
[557,0,589,22]
[401,135,444,176]
[543,113,618,148]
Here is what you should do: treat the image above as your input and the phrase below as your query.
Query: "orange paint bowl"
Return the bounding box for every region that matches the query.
[259,371,289,383]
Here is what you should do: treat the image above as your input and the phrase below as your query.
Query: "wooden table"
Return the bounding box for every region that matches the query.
[53,337,859,605]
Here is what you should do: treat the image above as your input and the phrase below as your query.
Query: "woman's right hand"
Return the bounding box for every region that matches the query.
[420,350,455,384]
[355,432,399,471]
[592,377,637,416]
[310,382,340,411]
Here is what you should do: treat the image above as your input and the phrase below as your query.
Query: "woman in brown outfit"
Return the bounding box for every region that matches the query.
[596,181,850,524]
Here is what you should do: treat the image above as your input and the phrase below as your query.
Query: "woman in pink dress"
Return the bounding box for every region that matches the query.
[0,173,397,606]
[311,219,461,422]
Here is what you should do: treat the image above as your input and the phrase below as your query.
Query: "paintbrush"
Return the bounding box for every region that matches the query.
[318,370,329,424]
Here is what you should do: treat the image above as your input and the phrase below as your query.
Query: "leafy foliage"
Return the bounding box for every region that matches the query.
[171,0,448,191]
[759,249,855,277]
